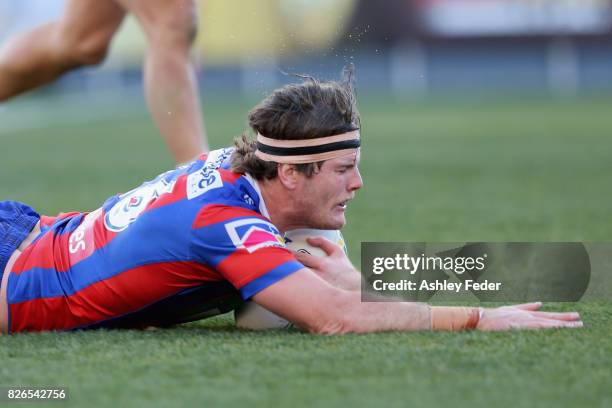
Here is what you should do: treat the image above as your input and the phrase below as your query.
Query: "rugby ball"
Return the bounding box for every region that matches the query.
[234,229,347,330]
[283,228,347,257]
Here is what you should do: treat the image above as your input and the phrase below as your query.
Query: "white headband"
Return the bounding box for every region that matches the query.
[254,130,360,164]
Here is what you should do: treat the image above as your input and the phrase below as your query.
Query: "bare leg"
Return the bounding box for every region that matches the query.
[0,0,125,100]
[116,0,208,163]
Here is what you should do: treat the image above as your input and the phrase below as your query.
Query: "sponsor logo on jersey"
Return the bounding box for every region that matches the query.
[243,194,255,206]
[105,178,176,232]
[204,147,233,169]
[187,167,223,200]
[186,148,233,200]
[225,218,285,253]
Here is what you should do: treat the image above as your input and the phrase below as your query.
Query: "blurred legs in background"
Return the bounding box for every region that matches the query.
[0,0,207,163]
[0,0,124,99]
[115,0,208,162]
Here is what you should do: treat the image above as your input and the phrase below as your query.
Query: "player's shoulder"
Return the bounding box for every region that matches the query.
[185,147,266,212]
[188,147,235,173]
[185,147,238,199]
[192,203,285,257]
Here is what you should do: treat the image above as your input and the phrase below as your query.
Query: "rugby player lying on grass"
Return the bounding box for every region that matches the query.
[0,68,582,334]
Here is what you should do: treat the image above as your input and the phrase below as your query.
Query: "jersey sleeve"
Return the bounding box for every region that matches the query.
[191,205,304,299]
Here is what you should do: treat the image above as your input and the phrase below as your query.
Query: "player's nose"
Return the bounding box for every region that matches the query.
[349,167,363,191]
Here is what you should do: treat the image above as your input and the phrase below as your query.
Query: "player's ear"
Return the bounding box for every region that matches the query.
[277,163,300,190]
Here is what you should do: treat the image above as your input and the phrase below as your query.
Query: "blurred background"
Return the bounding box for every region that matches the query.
[1,0,612,248]
[2,0,612,100]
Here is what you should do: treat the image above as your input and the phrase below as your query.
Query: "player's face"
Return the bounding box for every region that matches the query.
[296,151,363,229]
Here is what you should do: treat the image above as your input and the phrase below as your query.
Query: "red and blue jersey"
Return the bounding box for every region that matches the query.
[6,148,304,333]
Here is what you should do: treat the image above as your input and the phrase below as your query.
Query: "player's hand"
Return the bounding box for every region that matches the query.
[292,237,361,291]
[477,302,583,331]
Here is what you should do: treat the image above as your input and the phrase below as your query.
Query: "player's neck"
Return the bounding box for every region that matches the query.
[258,179,297,234]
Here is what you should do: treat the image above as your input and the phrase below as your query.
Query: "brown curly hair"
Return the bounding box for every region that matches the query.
[231,65,360,180]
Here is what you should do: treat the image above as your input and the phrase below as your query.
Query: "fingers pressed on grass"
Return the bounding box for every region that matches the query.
[529,311,581,321]
[532,319,583,329]
[512,302,543,311]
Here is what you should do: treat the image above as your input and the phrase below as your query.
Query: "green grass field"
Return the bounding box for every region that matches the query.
[1,94,611,407]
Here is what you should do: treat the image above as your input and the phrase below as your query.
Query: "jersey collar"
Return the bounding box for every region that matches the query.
[244,173,270,219]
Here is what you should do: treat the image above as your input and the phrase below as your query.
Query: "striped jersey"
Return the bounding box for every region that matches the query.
[7,148,304,333]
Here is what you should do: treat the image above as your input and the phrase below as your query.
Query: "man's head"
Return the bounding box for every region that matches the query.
[231,65,361,179]
[231,66,363,230]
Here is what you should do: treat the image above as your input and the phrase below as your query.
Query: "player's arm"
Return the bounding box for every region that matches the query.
[252,268,583,334]
[253,268,429,334]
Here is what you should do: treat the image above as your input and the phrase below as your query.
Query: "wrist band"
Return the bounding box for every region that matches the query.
[431,306,481,331]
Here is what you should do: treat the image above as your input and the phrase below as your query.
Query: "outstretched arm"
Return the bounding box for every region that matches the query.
[252,269,432,334]
[253,265,583,334]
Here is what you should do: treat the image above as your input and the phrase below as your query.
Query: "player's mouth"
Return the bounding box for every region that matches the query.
[336,199,350,211]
